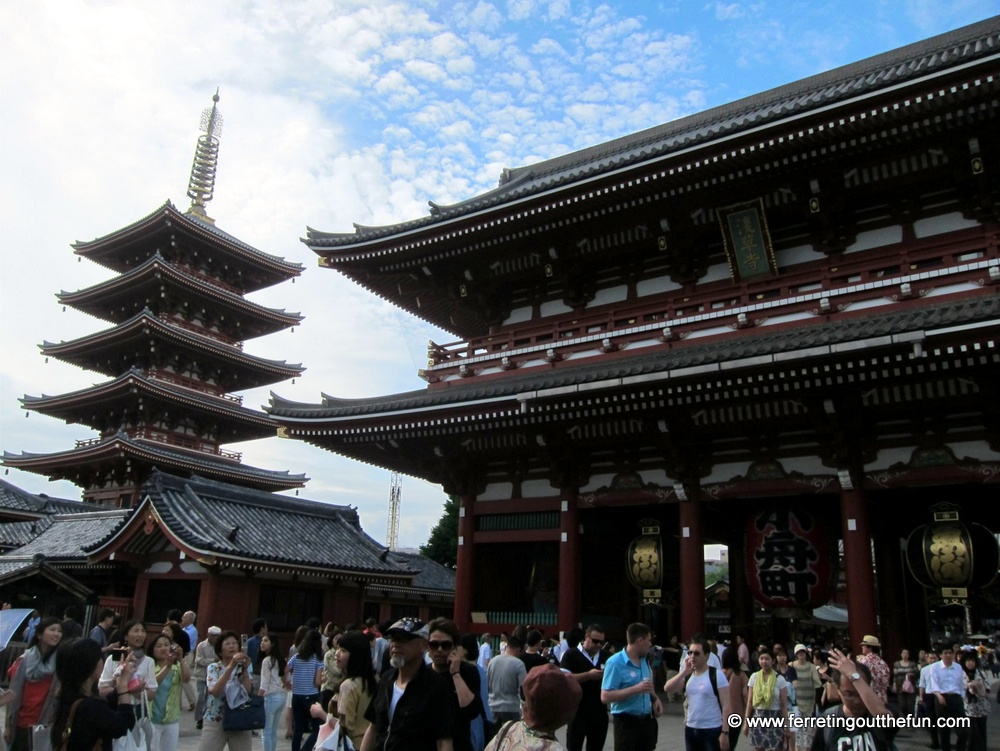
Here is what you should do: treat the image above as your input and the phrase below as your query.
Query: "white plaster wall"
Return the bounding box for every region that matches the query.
[778,455,835,477]
[587,284,629,308]
[844,298,891,311]
[844,225,902,253]
[479,482,514,501]
[774,244,825,268]
[700,263,732,284]
[686,325,734,340]
[923,283,981,298]
[913,212,979,238]
[758,312,815,327]
[579,472,618,493]
[703,462,752,484]
[521,478,555,498]
[540,300,573,317]
[503,307,533,326]
[180,561,209,574]
[865,440,1000,471]
[145,561,174,574]
[637,276,683,297]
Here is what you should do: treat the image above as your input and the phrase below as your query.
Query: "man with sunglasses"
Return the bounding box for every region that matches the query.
[360,617,455,751]
[427,618,482,751]
[664,635,731,751]
[561,625,610,751]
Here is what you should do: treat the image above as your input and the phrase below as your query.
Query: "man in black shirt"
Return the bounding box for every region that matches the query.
[361,617,455,751]
[427,618,482,751]
[811,649,895,751]
[519,630,549,672]
[561,625,609,751]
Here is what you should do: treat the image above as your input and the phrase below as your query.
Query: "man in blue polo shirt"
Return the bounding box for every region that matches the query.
[601,622,663,751]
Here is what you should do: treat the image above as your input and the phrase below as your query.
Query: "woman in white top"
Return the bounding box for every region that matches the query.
[99,619,159,748]
[258,634,287,751]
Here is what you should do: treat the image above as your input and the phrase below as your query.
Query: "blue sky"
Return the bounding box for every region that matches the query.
[1,1,995,549]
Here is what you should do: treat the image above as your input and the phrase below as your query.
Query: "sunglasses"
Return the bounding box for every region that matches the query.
[428,640,454,651]
[589,638,605,645]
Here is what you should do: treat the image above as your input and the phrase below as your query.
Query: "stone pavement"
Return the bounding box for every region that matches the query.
[169,682,1000,751]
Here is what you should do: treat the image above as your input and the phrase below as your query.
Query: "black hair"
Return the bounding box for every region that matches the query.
[721,645,741,671]
[29,617,62,661]
[297,629,324,661]
[252,618,267,635]
[565,627,584,649]
[338,630,377,696]
[51,639,103,744]
[262,633,286,675]
[427,618,460,643]
[98,608,117,623]
[460,633,480,662]
[526,629,542,648]
[215,630,241,657]
[166,609,183,622]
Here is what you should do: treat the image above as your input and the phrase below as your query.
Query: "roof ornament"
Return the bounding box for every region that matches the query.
[185,89,223,225]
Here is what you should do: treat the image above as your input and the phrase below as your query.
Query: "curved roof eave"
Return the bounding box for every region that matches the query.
[73,201,304,275]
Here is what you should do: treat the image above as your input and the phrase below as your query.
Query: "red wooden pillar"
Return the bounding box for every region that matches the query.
[454,492,476,631]
[557,486,581,632]
[679,498,705,640]
[840,487,877,648]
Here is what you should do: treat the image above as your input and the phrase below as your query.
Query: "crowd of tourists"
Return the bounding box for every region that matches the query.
[2,607,996,751]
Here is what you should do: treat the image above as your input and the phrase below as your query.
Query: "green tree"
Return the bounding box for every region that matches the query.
[420,496,458,568]
[705,564,729,587]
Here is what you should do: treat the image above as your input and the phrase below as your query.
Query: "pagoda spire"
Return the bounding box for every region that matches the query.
[185,89,223,224]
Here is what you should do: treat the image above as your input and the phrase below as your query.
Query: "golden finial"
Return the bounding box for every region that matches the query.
[185,89,223,224]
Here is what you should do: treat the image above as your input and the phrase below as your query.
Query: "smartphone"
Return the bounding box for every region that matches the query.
[241,633,248,652]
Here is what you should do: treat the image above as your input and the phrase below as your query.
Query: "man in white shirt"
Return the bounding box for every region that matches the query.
[926,648,964,751]
[664,636,731,751]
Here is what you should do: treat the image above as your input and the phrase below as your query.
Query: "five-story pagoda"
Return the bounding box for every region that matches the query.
[3,93,307,506]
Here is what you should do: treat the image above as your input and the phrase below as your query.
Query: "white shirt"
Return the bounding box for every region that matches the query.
[686,668,730,729]
[99,653,158,695]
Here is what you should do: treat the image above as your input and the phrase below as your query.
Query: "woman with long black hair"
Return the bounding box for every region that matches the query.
[286,629,323,751]
[4,617,62,751]
[309,630,376,750]
[49,639,137,751]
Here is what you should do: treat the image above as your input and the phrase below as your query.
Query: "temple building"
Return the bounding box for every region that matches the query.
[3,93,307,506]
[270,18,1000,654]
[0,95,454,635]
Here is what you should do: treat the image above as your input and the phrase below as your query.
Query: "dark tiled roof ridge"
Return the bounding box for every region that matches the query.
[59,253,304,322]
[22,368,277,423]
[74,201,304,273]
[41,308,304,373]
[0,479,85,513]
[268,295,1000,419]
[147,470,356,521]
[3,434,309,484]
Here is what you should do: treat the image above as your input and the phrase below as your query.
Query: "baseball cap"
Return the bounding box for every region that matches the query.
[384,617,429,640]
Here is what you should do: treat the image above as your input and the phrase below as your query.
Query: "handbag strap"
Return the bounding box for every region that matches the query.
[60,700,85,751]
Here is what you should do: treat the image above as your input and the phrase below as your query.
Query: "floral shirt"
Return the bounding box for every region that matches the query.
[859,653,891,703]
[963,669,991,718]
[204,662,248,723]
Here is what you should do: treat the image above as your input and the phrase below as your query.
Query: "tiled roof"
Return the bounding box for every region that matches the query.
[74,201,304,275]
[386,550,455,594]
[270,295,1000,419]
[0,518,53,550]
[3,432,308,490]
[0,479,87,515]
[308,16,1000,247]
[117,471,418,580]
[5,510,129,562]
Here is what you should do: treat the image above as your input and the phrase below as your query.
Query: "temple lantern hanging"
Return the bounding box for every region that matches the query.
[905,503,999,604]
[626,519,663,605]
[746,507,834,617]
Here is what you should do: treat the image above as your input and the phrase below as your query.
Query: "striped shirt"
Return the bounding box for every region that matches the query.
[287,654,323,695]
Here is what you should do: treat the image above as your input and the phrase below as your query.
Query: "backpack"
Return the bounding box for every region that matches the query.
[683,666,722,718]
